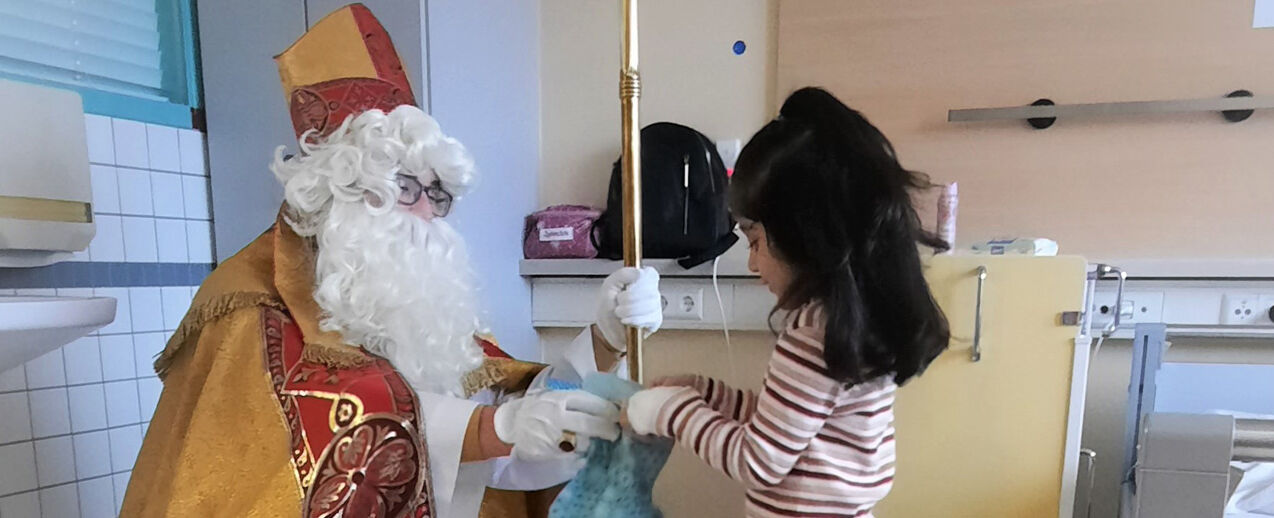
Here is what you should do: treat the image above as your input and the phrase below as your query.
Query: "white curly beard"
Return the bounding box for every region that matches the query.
[310,202,483,396]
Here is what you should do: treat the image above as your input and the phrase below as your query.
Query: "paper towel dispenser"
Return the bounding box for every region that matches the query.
[0,79,95,267]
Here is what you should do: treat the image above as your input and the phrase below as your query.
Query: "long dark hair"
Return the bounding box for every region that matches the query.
[729,87,949,386]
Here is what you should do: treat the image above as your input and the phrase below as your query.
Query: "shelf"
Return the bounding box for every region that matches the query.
[520,243,755,278]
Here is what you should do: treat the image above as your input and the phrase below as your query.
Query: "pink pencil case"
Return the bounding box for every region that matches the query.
[523,205,602,259]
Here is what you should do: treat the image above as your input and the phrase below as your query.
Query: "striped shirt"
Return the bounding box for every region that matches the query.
[653,304,898,518]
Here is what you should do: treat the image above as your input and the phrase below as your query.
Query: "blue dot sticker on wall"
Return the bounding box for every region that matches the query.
[733,40,746,55]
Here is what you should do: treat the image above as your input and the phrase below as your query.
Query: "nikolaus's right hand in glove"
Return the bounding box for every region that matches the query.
[492,390,621,461]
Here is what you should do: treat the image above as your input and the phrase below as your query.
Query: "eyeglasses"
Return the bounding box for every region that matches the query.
[395,173,453,217]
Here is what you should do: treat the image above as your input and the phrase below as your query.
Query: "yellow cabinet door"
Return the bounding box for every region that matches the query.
[876,256,1089,518]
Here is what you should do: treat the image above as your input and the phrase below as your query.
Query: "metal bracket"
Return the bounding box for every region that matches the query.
[1120,323,1167,517]
[1094,264,1127,338]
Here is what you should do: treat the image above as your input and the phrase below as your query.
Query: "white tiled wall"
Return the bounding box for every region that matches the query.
[81,114,213,265]
[0,285,199,517]
[0,115,211,518]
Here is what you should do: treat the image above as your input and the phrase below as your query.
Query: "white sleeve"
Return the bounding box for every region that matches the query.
[416,391,481,518]
[487,454,584,491]
[542,327,629,382]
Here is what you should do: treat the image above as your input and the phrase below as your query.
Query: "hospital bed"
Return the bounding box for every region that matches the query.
[1120,324,1274,518]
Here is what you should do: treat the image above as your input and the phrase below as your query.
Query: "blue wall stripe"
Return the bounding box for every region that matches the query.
[0,263,214,290]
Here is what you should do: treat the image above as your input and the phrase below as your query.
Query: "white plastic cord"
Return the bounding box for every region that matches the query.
[712,256,737,382]
[1088,335,1106,377]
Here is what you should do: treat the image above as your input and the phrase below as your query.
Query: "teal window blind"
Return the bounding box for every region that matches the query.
[0,0,200,127]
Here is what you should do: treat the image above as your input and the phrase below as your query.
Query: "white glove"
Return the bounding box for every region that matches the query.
[493,390,621,461]
[596,266,663,350]
[625,386,684,436]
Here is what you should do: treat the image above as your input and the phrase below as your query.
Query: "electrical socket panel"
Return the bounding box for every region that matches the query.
[1223,293,1272,325]
[1090,291,1164,331]
[1217,294,1268,325]
[661,288,704,321]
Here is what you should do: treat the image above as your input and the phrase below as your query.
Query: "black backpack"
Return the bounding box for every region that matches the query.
[594,122,738,268]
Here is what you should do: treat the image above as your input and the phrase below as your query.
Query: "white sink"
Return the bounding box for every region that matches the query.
[0,295,117,372]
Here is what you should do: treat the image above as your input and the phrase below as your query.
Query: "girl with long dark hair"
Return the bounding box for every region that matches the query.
[624,87,951,517]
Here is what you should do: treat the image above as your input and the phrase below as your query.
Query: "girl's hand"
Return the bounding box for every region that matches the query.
[625,387,684,436]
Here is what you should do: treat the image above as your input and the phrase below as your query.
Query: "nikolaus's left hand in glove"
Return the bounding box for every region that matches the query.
[493,390,621,461]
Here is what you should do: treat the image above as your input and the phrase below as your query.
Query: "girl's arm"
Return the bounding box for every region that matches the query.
[651,375,759,422]
[630,310,867,490]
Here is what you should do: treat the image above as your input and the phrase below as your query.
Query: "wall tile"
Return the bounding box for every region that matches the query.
[25,350,66,389]
[116,169,154,216]
[145,124,181,173]
[0,392,33,443]
[111,119,149,169]
[73,431,111,479]
[150,173,186,218]
[79,476,115,518]
[187,220,214,263]
[161,286,191,331]
[111,472,130,514]
[128,288,164,333]
[98,335,136,382]
[0,492,41,518]
[132,333,165,379]
[35,436,76,486]
[67,384,107,433]
[89,165,120,214]
[178,128,206,175]
[181,175,211,220]
[88,215,125,263]
[155,218,189,263]
[108,425,142,473]
[122,217,159,263]
[137,377,161,422]
[0,443,38,495]
[84,114,115,165]
[103,380,141,427]
[63,337,103,385]
[39,483,79,518]
[28,388,71,438]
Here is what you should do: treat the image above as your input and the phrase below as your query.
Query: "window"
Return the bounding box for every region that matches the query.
[0,0,200,127]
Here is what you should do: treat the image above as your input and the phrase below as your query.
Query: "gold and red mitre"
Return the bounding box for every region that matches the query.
[275,3,416,139]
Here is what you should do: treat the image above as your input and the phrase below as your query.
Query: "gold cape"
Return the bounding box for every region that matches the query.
[121,212,552,517]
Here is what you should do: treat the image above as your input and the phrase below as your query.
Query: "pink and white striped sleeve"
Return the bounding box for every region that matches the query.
[651,310,841,490]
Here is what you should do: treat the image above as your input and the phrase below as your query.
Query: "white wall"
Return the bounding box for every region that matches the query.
[539,0,775,208]
[428,0,542,360]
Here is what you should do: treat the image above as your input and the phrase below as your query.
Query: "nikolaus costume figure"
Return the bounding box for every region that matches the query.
[120,5,662,517]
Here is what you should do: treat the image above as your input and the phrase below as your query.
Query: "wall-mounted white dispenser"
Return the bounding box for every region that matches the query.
[0,79,95,267]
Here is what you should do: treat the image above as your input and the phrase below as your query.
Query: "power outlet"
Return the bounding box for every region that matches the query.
[661,288,704,321]
[1220,293,1267,325]
[1091,291,1164,331]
